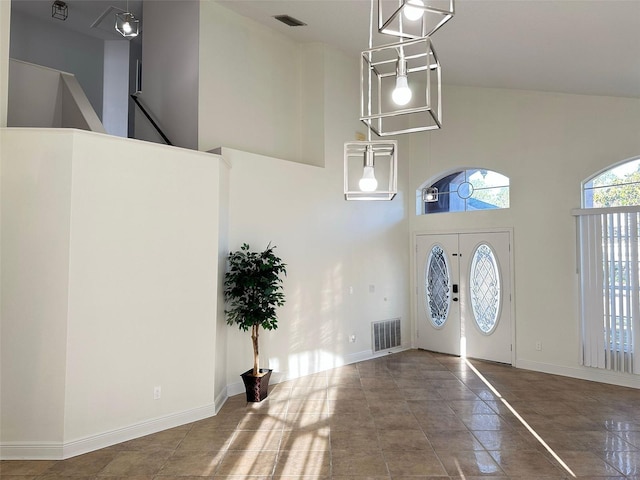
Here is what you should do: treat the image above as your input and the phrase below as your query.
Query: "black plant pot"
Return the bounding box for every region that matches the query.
[240,369,273,402]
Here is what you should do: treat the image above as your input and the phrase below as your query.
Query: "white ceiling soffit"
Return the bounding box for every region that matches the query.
[216,0,640,99]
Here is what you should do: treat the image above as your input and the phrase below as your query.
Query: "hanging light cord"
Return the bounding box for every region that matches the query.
[367,0,373,142]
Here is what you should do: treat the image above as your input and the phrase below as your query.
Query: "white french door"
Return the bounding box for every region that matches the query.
[416,234,461,356]
[415,231,513,364]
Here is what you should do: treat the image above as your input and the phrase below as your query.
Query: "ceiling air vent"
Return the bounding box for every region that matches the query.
[273,14,307,27]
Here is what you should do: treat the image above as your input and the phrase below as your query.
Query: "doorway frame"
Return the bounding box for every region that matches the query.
[411,227,517,366]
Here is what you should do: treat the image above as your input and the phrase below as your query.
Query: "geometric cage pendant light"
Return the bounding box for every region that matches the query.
[115,11,140,38]
[360,35,441,136]
[344,140,398,200]
[378,0,454,40]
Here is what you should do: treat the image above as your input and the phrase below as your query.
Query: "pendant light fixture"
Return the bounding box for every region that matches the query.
[361,35,441,136]
[115,1,139,38]
[51,0,68,21]
[360,0,443,136]
[344,140,398,201]
[378,0,454,40]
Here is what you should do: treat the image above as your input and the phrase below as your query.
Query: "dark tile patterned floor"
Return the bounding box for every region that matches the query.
[2,349,640,479]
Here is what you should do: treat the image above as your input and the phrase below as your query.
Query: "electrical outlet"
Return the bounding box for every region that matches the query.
[535,341,542,351]
[369,284,375,293]
[349,334,356,343]
[153,386,161,400]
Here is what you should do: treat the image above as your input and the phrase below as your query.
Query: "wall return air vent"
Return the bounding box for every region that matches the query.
[372,318,402,353]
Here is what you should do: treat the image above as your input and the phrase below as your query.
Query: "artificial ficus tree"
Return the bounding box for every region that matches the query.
[223,243,287,376]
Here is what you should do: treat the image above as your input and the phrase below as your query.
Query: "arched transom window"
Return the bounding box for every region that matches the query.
[419,168,509,215]
[583,157,640,208]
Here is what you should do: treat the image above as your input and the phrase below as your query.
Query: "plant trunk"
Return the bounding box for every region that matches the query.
[251,324,259,376]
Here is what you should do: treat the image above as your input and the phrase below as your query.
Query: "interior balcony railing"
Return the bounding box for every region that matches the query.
[7,59,105,133]
[130,93,173,146]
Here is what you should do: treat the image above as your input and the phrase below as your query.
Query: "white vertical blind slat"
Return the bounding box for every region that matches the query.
[580,215,604,368]
[629,213,638,373]
[615,211,623,371]
[604,213,614,369]
[625,213,634,373]
[594,214,606,369]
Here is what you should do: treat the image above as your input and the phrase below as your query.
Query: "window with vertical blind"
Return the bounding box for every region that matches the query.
[575,157,640,375]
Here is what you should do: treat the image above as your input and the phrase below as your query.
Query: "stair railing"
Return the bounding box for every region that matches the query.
[130,93,173,146]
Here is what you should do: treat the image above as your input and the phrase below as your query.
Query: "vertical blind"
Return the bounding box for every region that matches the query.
[576,208,639,375]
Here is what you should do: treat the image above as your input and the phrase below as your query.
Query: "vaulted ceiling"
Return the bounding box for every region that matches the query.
[11,0,640,98]
[219,0,640,99]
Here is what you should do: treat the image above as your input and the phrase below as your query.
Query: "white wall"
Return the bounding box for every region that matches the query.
[409,85,640,388]
[0,0,10,126]
[102,40,130,137]
[214,159,230,403]
[9,9,104,119]
[199,2,309,164]
[224,146,411,389]
[7,59,62,127]
[1,129,229,459]
[222,43,412,390]
[1,130,73,451]
[138,0,199,149]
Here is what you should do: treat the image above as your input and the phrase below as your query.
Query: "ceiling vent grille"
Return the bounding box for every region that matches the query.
[273,14,307,27]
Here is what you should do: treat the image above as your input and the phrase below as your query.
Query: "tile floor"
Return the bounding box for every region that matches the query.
[2,349,640,479]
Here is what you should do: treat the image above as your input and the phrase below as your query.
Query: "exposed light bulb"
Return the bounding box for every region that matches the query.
[359,166,378,192]
[403,0,425,21]
[359,146,378,192]
[392,74,412,106]
[392,57,412,106]
[122,21,132,33]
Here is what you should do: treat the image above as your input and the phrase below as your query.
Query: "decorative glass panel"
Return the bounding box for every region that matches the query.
[470,243,501,334]
[425,244,450,327]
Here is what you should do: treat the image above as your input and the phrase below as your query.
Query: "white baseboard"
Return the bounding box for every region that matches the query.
[226,345,411,397]
[1,346,411,460]
[0,403,217,460]
[0,442,64,461]
[214,387,228,414]
[516,359,640,389]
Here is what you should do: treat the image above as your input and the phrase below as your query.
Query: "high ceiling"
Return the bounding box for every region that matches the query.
[218,0,640,99]
[10,0,640,98]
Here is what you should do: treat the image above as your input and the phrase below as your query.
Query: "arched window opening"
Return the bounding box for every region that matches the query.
[576,155,640,375]
[418,168,509,215]
[583,157,640,208]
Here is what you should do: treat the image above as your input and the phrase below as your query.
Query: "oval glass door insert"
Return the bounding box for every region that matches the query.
[425,244,450,328]
[470,243,501,334]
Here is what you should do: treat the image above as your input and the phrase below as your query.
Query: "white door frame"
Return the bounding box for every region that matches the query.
[412,228,516,366]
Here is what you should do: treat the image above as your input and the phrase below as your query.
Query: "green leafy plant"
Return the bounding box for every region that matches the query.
[224,243,287,376]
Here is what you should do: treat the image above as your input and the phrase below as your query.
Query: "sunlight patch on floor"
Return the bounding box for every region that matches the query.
[465,359,577,478]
